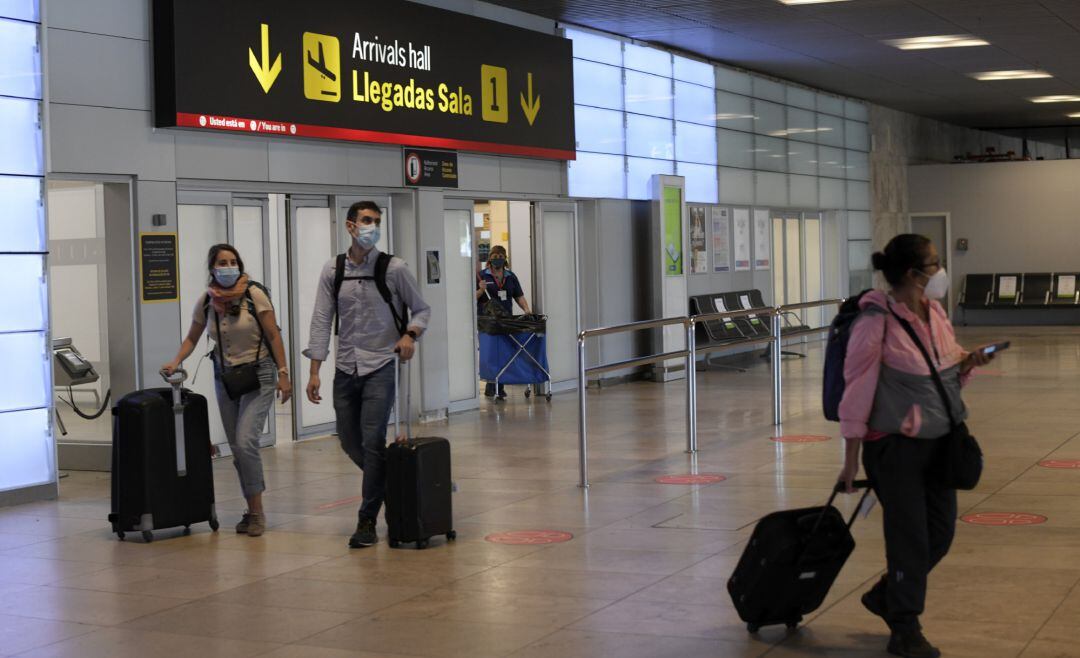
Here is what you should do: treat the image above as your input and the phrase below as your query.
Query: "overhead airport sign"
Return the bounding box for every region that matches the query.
[152,0,576,160]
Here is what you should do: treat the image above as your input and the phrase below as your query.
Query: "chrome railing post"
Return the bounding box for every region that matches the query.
[685,318,697,454]
[771,308,783,426]
[577,334,589,488]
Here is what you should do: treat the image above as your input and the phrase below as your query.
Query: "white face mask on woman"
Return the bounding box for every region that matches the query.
[919,268,950,300]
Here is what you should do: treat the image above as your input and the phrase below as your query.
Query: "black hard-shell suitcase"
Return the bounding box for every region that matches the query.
[728,480,872,633]
[108,368,219,542]
[384,357,456,550]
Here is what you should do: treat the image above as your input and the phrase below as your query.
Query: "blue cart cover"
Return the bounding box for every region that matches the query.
[479,332,549,385]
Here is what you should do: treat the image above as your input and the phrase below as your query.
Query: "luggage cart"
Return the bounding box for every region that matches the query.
[478,314,551,402]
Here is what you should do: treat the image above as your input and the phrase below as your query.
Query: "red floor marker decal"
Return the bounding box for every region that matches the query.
[485,530,574,545]
[1039,460,1080,469]
[771,435,831,443]
[961,512,1047,526]
[655,474,726,485]
[315,496,363,511]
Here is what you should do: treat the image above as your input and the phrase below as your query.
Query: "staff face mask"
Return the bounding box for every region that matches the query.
[489,258,506,269]
[353,223,380,249]
[214,267,241,288]
[918,267,949,300]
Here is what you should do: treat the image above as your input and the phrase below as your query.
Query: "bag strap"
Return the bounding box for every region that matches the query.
[333,253,347,335]
[211,301,262,368]
[375,252,408,336]
[887,304,958,428]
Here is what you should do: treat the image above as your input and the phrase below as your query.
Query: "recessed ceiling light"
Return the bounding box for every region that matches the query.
[1067,112,1080,118]
[884,35,990,50]
[971,70,1052,81]
[1030,95,1080,103]
[777,0,852,4]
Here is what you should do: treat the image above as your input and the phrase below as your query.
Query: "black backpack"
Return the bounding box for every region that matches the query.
[333,252,409,336]
[822,289,873,421]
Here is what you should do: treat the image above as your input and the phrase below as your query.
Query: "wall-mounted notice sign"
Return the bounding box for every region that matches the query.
[753,209,771,270]
[152,0,575,160]
[663,186,684,276]
[711,207,730,273]
[733,208,751,272]
[404,148,458,187]
[140,233,179,303]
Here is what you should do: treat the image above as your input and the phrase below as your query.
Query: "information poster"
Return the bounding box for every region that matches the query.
[753,209,771,270]
[689,205,707,274]
[998,275,1017,299]
[711,207,730,273]
[1058,275,1076,299]
[733,208,751,271]
[663,185,683,276]
[139,233,179,302]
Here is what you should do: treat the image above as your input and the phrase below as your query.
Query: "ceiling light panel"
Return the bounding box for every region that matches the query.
[777,0,853,4]
[884,35,990,50]
[1030,95,1080,103]
[971,70,1052,81]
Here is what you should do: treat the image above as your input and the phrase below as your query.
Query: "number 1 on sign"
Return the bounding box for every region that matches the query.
[481,64,508,124]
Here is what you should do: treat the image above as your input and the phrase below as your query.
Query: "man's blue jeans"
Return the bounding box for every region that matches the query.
[332,362,395,520]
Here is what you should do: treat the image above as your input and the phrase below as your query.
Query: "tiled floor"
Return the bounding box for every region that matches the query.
[3,327,1080,657]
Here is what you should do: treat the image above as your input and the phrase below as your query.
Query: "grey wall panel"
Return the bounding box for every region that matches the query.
[457,154,500,192]
[175,132,269,182]
[268,141,350,185]
[415,190,449,414]
[500,157,562,195]
[48,105,176,180]
[134,180,179,389]
[47,29,150,111]
[347,144,403,188]
[44,0,149,40]
[103,182,138,398]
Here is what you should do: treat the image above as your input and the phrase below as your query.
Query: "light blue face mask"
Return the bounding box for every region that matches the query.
[354,224,380,249]
[214,267,241,288]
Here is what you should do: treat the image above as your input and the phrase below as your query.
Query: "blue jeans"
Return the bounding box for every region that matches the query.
[214,357,277,499]
[333,362,396,520]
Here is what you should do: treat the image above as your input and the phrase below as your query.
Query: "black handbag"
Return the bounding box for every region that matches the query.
[889,306,983,490]
[213,303,264,401]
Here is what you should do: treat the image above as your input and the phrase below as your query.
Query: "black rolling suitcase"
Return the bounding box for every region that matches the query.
[385,357,456,550]
[728,480,873,633]
[108,368,219,542]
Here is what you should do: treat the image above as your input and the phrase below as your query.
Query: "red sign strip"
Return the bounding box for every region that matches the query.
[176,113,577,160]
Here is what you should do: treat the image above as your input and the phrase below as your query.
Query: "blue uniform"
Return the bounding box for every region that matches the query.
[477,268,524,315]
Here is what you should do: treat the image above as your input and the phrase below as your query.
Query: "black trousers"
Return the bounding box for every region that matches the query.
[862,435,958,632]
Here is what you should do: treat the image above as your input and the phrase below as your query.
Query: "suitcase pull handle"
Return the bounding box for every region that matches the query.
[812,480,873,536]
[161,368,189,477]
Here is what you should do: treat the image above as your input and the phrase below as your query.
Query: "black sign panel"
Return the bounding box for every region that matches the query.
[404,148,458,188]
[140,233,179,303]
[153,0,575,160]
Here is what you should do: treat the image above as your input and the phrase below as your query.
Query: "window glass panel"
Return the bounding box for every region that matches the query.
[0,408,53,491]
[715,91,754,132]
[718,129,753,169]
[790,175,818,207]
[817,113,844,147]
[624,43,671,76]
[573,59,623,110]
[0,19,40,99]
[818,146,846,178]
[0,96,43,176]
[673,55,713,86]
[0,254,45,332]
[805,217,823,326]
[566,28,622,66]
[625,70,673,118]
[786,217,802,303]
[626,157,673,200]
[755,172,788,207]
[568,152,625,199]
[0,331,48,412]
[846,99,869,121]
[817,93,845,116]
[847,181,870,210]
[846,149,869,180]
[846,120,869,151]
[719,167,754,205]
[773,217,784,305]
[755,135,787,172]
[0,175,44,252]
[0,1,40,22]
[820,178,845,208]
[788,142,817,176]
[575,106,624,154]
[754,100,785,136]
[752,76,785,102]
[674,81,715,126]
[716,67,752,95]
[787,85,816,110]
[676,122,717,165]
[626,114,674,159]
[678,162,718,203]
[786,107,817,142]
[848,211,871,240]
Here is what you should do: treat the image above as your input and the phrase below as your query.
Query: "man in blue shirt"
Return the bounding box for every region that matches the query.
[475,245,531,399]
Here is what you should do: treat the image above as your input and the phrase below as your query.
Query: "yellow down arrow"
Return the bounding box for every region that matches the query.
[249,23,282,94]
[520,72,541,125]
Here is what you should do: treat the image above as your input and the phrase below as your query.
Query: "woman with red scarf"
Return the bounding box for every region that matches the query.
[163,244,291,537]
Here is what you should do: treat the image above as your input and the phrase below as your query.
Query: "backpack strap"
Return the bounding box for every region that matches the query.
[375,252,409,336]
[333,253,347,335]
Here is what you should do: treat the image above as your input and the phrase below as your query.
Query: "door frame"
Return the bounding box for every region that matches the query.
[444,198,480,414]
[534,201,581,393]
[909,212,953,315]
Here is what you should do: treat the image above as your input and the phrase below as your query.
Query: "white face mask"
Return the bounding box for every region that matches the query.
[919,267,950,300]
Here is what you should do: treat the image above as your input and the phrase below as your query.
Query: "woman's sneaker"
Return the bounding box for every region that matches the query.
[246,512,266,537]
[887,629,941,658]
[236,512,252,534]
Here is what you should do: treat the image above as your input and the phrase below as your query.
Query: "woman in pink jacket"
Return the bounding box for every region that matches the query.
[838,234,994,658]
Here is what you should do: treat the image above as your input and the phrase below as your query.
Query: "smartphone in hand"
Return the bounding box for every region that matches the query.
[981,341,1010,355]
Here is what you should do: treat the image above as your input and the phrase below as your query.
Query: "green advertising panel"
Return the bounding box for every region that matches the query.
[663,185,683,275]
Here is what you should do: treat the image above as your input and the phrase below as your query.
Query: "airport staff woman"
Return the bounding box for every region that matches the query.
[838,234,994,658]
[476,245,531,398]
[163,244,291,538]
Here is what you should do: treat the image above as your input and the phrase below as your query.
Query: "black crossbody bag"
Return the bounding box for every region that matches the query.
[889,307,983,490]
[213,303,264,401]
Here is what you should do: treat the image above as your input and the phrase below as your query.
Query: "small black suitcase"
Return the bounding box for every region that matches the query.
[108,368,219,542]
[384,357,456,550]
[728,480,872,633]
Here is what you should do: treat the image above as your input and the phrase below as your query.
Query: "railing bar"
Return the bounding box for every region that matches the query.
[585,350,689,376]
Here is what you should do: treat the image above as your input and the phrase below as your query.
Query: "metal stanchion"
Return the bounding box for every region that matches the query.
[771,310,783,426]
[685,319,697,454]
[577,336,589,488]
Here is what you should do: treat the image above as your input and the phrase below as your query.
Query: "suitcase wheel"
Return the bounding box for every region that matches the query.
[183,525,191,536]
[142,530,154,543]
[747,623,760,634]
[786,620,800,631]
[525,388,531,399]
[447,530,457,541]
[116,531,126,541]
[209,518,220,532]
[389,539,401,549]
[416,539,430,550]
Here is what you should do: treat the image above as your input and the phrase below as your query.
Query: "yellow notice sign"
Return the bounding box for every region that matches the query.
[303,32,341,102]
[480,64,508,124]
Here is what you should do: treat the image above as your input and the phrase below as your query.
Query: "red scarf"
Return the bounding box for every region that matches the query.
[207,274,250,316]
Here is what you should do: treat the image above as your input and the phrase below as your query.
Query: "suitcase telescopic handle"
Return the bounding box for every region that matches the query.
[811,480,874,536]
[160,367,188,386]
[392,351,409,443]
